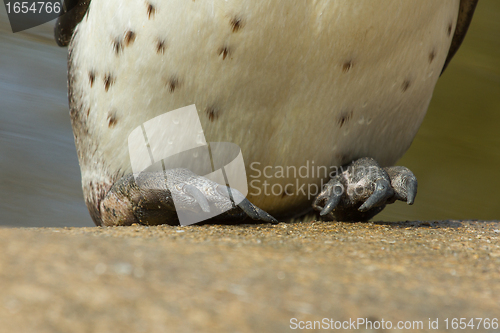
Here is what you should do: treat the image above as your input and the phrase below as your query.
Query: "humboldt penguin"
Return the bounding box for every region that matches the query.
[55,0,478,226]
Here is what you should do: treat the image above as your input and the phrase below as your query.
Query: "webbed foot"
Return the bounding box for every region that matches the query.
[313,157,417,221]
[100,168,277,226]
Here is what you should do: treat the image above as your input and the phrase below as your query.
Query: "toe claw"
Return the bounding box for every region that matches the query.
[218,185,278,223]
[183,184,211,213]
[320,187,343,216]
[406,178,417,205]
[255,208,279,224]
[384,166,418,205]
[359,179,393,212]
[237,198,259,219]
[238,198,278,224]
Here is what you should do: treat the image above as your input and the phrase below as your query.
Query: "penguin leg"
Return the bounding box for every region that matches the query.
[312,157,417,221]
[98,169,278,226]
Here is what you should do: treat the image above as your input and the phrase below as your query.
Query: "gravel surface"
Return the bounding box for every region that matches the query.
[1,220,499,332]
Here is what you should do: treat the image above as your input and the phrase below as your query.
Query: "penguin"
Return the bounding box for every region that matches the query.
[55,0,478,226]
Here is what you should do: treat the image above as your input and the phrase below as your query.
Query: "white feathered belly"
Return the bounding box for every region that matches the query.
[69,0,459,216]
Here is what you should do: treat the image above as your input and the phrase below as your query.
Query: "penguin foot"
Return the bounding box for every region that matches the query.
[312,157,417,221]
[99,168,278,226]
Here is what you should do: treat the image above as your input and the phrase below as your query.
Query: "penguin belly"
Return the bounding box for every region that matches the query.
[68,0,459,218]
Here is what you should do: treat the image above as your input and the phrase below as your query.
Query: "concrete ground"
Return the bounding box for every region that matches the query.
[0,220,499,333]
